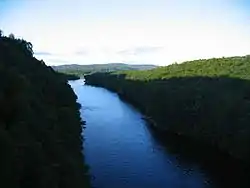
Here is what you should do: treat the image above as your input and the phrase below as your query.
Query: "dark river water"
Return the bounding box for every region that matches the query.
[70,79,249,188]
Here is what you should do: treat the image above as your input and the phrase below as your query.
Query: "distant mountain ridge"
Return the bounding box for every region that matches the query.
[52,63,157,75]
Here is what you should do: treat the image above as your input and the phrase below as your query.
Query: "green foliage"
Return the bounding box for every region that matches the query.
[57,72,80,80]
[8,33,15,39]
[0,32,90,187]
[86,56,250,163]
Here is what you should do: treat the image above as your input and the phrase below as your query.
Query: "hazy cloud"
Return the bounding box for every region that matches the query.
[118,46,164,56]
[72,46,89,56]
[48,59,69,63]
[74,48,88,56]
[34,51,53,56]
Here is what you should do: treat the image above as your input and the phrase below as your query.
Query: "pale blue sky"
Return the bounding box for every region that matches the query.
[1,0,250,65]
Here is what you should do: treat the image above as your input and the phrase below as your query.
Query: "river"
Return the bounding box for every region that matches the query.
[70,79,249,188]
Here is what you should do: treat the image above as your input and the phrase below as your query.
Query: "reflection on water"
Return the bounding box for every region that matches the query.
[70,79,249,188]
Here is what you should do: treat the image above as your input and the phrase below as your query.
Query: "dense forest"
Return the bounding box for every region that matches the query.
[85,55,250,164]
[53,63,157,76]
[0,31,90,187]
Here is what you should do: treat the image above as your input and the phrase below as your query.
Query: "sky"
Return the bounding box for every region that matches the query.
[0,0,250,66]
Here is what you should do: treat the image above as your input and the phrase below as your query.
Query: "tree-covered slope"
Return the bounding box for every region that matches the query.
[85,55,250,163]
[53,63,157,75]
[0,32,89,187]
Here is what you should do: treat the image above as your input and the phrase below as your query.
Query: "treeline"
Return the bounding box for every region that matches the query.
[85,55,250,163]
[57,72,80,80]
[0,31,90,187]
[52,63,157,76]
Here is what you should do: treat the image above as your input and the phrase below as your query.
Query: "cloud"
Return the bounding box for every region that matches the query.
[34,51,53,56]
[45,58,70,65]
[75,49,88,56]
[118,46,164,56]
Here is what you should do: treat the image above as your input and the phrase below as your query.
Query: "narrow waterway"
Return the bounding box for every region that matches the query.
[70,79,247,188]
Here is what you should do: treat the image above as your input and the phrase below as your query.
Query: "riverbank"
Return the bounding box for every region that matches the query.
[0,33,90,187]
[85,56,250,165]
[82,78,250,188]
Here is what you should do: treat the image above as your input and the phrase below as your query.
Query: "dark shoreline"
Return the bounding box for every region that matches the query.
[0,33,90,187]
[85,79,250,188]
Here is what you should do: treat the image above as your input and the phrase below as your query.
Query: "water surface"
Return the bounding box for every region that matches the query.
[70,79,248,188]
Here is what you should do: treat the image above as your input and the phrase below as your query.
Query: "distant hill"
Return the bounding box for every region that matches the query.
[52,63,157,75]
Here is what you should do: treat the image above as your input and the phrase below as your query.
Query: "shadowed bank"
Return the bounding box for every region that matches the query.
[0,32,90,188]
[85,69,250,188]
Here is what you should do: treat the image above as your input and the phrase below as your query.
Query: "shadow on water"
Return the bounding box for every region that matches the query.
[146,125,250,188]
[85,73,250,188]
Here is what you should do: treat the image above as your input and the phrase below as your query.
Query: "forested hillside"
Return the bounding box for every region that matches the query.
[0,31,89,187]
[53,63,157,75]
[85,55,250,163]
